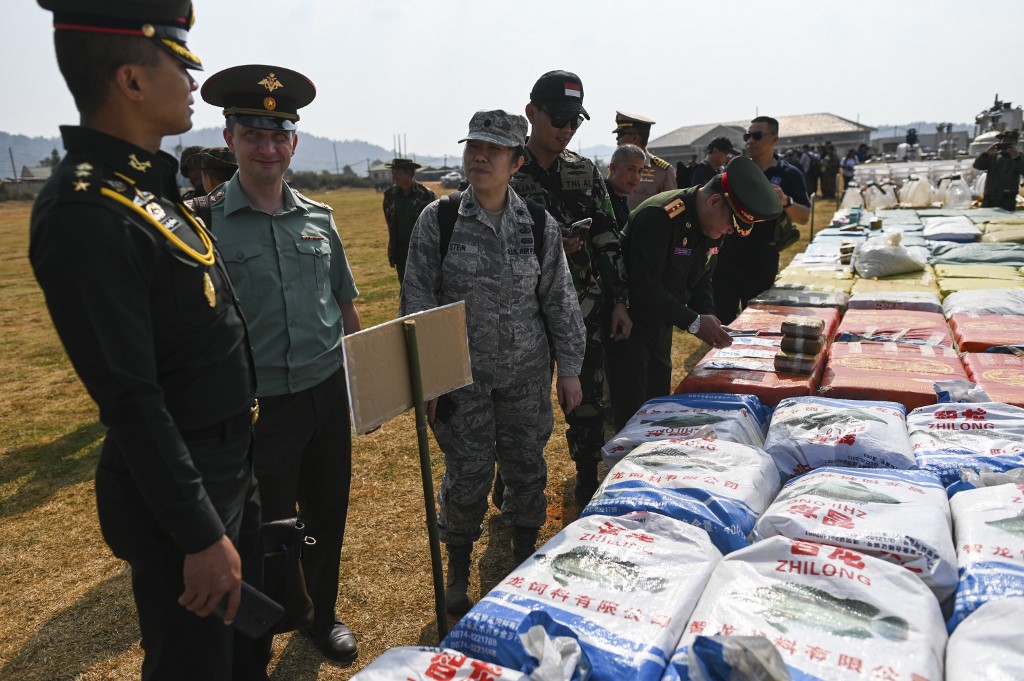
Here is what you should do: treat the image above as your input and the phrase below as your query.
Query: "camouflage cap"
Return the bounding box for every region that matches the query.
[198,147,237,170]
[179,145,204,173]
[458,110,527,148]
[720,155,783,236]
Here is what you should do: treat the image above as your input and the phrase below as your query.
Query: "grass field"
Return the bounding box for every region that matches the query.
[0,183,831,680]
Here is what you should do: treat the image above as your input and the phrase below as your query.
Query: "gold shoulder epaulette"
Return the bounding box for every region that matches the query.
[651,155,671,170]
[295,191,333,211]
[662,195,686,219]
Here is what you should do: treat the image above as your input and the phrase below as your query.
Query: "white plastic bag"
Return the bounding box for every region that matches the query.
[584,437,781,554]
[763,396,916,480]
[945,598,1024,681]
[852,231,926,279]
[443,512,722,681]
[898,175,934,208]
[677,536,947,681]
[752,467,957,601]
[351,648,530,680]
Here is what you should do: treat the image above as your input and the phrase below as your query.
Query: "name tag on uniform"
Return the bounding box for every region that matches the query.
[674,247,692,255]
[448,242,479,254]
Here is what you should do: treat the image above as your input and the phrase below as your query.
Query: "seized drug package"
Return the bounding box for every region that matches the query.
[584,437,780,554]
[675,537,946,681]
[601,393,768,469]
[763,396,915,480]
[443,512,722,681]
[753,467,957,601]
[948,482,1024,630]
[908,402,1024,486]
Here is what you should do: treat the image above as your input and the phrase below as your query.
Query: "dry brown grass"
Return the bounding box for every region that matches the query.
[0,185,832,680]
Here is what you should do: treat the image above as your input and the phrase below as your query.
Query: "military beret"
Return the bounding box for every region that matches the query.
[38,0,201,70]
[198,147,237,171]
[720,155,783,236]
[530,70,589,121]
[385,158,421,170]
[201,64,316,131]
[459,110,528,148]
[612,110,655,136]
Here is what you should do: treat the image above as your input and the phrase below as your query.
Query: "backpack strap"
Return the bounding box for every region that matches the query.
[439,191,546,265]
[524,197,546,260]
[437,190,463,259]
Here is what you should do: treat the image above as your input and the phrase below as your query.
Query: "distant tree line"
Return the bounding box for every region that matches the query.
[285,167,374,191]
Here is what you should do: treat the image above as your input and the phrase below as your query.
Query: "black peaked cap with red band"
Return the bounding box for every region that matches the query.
[202,64,316,132]
[38,0,202,70]
[720,155,783,236]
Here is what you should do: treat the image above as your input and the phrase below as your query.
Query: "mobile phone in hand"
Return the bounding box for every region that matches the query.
[213,581,284,639]
[567,218,592,240]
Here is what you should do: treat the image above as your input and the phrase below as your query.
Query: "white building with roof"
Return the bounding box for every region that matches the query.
[649,113,875,165]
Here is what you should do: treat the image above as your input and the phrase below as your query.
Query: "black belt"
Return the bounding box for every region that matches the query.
[181,399,259,440]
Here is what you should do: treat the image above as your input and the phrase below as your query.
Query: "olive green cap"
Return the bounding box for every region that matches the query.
[720,155,783,236]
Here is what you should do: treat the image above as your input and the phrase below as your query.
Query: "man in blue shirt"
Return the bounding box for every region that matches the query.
[202,64,362,665]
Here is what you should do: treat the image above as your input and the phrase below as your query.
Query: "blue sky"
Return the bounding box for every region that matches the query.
[5,0,1019,156]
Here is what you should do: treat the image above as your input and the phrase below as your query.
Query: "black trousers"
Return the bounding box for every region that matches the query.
[604,322,674,432]
[712,247,780,325]
[253,368,352,628]
[96,418,266,681]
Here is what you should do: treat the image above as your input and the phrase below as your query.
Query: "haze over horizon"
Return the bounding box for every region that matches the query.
[4,0,1018,157]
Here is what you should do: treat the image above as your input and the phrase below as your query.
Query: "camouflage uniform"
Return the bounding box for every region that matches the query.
[383,180,436,284]
[510,147,627,467]
[400,186,584,545]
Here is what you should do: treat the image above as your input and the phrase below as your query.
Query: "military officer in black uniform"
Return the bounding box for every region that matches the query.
[604,156,782,430]
[30,3,266,679]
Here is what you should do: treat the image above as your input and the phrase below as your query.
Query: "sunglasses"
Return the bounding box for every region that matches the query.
[544,108,584,130]
[743,131,772,141]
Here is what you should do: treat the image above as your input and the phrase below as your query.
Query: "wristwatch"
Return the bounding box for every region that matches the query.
[687,316,701,334]
[784,195,793,207]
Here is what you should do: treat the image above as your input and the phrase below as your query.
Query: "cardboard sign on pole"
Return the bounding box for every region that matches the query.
[342,302,472,434]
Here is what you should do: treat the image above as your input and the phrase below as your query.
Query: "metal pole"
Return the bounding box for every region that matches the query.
[402,319,449,641]
[809,193,815,240]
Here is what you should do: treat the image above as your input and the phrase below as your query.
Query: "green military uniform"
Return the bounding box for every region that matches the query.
[382,158,436,284]
[605,156,782,430]
[510,146,627,472]
[201,63,360,662]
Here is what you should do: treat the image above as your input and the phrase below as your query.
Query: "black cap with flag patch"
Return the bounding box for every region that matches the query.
[529,70,589,120]
[38,0,202,70]
[201,64,316,131]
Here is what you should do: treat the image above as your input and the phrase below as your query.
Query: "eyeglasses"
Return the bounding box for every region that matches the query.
[543,108,584,130]
[743,131,773,141]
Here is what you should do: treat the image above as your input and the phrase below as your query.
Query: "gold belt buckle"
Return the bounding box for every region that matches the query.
[250,399,260,426]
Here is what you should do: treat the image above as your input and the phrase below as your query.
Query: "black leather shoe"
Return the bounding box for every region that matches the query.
[305,621,358,664]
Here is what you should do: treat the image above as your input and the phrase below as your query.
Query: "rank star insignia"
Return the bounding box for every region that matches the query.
[663,198,685,218]
[73,180,90,192]
[258,72,283,92]
[128,154,152,172]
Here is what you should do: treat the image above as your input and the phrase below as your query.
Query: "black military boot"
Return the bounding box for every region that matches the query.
[491,468,505,510]
[573,459,600,506]
[445,543,474,615]
[512,525,540,565]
